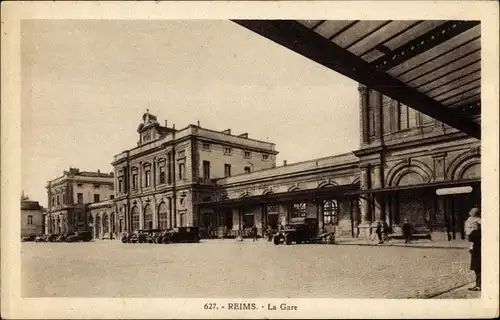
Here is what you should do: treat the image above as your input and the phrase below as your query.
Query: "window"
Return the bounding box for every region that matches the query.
[110,195,115,200]
[93,184,100,188]
[398,103,410,130]
[323,200,339,225]
[52,197,55,206]
[244,151,251,158]
[62,194,66,205]
[27,215,33,224]
[178,163,185,180]
[178,150,185,158]
[203,161,210,179]
[224,147,232,155]
[290,201,307,219]
[57,195,60,206]
[159,166,166,184]
[224,164,231,177]
[202,143,210,151]
[262,154,269,160]
[243,210,254,228]
[94,194,100,203]
[77,193,83,204]
[132,173,138,190]
[118,177,123,192]
[144,166,151,187]
[244,166,251,174]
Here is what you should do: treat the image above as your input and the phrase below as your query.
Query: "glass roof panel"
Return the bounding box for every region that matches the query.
[416,61,480,92]
[383,20,448,51]
[348,20,420,55]
[314,20,356,39]
[425,70,480,96]
[331,20,390,48]
[431,79,481,101]
[395,38,480,81]
[388,25,480,76]
[440,88,480,106]
[406,51,480,87]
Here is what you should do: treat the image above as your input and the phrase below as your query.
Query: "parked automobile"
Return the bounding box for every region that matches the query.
[34,234,48,242]
[273,218,319,245]
[21,234,37,242]
[144,229,163,243]
[121,232,131,243]
[128,230,149,243]
[65,231,92,242]
[163,227,200,244]
[56,233,74,242]
[46,234,59,242]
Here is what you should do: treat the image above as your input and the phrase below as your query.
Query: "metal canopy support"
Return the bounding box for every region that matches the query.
[233,20,481,139]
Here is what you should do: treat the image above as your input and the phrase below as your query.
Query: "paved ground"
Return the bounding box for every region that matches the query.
[22,239,475,298]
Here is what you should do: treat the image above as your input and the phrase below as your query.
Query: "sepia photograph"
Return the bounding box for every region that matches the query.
[2,1,499,319]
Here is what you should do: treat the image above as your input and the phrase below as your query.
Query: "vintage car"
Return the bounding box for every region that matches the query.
[45,234,59,242]
[21,234,37,242]
[65,231,93,242]
[34,234,48,242]
[273,218,319,245]
[56,233,74,242]
[128,230,149,243]
[144,229,163,243]
[162,227,200,244]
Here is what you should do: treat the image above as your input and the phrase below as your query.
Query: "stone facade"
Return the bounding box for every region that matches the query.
[45,167,114,234]
[111,111,278,235]
[354,85,480,240]
[21,197,44,237]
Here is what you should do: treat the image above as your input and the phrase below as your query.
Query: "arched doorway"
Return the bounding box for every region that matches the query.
[131,206,140,231]
[110,213,115,234]
[144,205,153,230]
[158,202,168,230]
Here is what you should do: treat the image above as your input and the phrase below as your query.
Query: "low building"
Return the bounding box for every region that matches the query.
[45,167,114,234]
[21,195,44,237]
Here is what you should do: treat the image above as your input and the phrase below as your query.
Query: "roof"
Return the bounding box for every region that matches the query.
[233,20,481,139]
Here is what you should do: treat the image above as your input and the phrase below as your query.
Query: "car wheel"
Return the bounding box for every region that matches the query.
[273,236,281,245]
[284,235,292,245]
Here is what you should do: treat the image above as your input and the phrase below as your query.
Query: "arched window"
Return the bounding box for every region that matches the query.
[131,206,140,231]
[158,202,168,230]
[144,205,153,230]
[323,200,339,225]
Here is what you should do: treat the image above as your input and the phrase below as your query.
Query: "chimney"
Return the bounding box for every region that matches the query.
[197,120,200,127]
[164,120,168,127]
[173,124,176,129]
[97,169,100,174]
[283,160,287,166]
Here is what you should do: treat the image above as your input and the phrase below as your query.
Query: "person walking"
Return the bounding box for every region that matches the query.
[402,217,413,244]
[251,224,258,242]
[465,207,481,291]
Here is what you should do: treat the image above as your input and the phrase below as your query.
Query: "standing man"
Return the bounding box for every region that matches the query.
[466,208,481,291]
[251,224,258,242]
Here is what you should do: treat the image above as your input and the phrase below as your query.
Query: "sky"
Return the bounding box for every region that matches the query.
[21,20,359,207]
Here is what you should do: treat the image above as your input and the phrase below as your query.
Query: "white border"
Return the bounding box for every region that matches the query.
[2,1,499,319]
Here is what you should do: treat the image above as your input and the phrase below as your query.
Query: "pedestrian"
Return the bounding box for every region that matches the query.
[402,217,413,244]
[465,207,481,291]
[266,225,273,242]
[375,221,384,244]
[251,224,258,242]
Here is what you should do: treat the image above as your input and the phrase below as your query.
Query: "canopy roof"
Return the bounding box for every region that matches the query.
[233,20,481,139]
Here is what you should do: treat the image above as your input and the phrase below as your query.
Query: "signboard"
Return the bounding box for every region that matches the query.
[436,186,473,196]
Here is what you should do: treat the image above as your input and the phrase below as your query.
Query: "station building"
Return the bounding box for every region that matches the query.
[100,84,479,241]
[45,167,114,235]
[21,193,45,237]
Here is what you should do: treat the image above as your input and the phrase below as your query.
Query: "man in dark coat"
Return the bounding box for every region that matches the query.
[468,225,481,291]
[251,225,258,242]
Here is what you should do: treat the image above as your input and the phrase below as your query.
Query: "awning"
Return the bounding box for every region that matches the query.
[233,20,481,139]
[199,183,360,208]
[345,178,480,196]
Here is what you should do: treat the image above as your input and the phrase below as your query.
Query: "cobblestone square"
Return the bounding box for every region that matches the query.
[22,240,475,298]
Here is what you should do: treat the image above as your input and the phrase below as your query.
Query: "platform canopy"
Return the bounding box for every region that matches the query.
[233,20,481,139]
